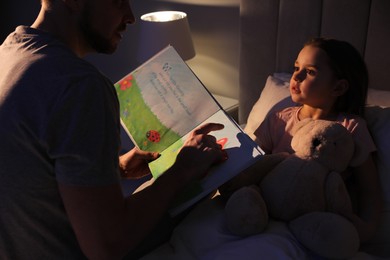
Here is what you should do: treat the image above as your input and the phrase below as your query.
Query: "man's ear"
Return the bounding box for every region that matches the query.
[333,79,349,97]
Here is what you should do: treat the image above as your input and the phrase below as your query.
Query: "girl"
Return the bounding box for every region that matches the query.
[253,38,382,243]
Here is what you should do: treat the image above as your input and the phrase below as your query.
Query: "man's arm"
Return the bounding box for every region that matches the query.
[59,123,226,259]
[59,163,186,259]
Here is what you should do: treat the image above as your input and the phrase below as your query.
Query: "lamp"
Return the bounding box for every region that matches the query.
[137,11,195,62]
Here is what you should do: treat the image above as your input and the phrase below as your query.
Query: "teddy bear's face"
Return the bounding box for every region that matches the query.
[291,119,354,172]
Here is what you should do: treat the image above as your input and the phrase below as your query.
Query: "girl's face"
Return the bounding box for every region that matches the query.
[290,45,342,110]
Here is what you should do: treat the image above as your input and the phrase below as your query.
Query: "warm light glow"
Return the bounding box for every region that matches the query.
[141,11,187,22]
[138,10,195,61]
[153,0,239,7]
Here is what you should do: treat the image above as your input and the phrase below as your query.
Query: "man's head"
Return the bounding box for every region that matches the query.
[35,0,135,56]
[78,0,135,54]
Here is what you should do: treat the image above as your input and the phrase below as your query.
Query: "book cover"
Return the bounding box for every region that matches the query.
[114,46,263,216]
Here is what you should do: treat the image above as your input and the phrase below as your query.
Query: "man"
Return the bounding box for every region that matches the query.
[0,0,226,259]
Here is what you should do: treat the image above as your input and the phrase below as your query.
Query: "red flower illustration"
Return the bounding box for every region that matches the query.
[217,137,228,149]
[120,75,133,90]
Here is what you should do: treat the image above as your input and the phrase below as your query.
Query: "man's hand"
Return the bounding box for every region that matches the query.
[119,147,160,179]
[174,123,228,184]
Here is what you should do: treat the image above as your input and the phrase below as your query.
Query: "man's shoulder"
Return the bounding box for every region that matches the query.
[32,50,108,86]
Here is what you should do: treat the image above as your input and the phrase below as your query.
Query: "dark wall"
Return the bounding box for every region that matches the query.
[0,1,40,42]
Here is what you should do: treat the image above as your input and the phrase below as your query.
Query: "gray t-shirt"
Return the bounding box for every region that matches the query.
[0,26,121,259]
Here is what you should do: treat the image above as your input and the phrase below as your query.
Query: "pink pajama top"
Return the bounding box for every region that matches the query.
[253,106,376,168]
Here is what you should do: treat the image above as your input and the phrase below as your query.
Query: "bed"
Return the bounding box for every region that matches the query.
[140,0,390,259]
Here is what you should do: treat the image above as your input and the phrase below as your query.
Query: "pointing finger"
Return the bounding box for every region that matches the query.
[193,123,224,135]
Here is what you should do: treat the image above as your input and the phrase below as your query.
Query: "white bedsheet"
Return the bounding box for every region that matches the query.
[140,196,382,260]
[141,196,388,260]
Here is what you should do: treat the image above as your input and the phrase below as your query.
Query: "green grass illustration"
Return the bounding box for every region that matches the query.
[115,75,183,176]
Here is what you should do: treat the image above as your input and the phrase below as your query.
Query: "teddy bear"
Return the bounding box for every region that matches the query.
[222,119,360,259]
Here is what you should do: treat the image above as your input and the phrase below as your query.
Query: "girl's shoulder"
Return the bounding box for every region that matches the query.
[336,113,368,132]
[337,112,365,121]
[337,113,376,166]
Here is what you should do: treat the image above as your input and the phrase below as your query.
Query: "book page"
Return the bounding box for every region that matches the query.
[168,110,263,216]
[115,46,220,155]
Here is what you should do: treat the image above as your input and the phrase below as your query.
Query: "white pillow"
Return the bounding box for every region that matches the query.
[367,89,390,107]
[365,106,390,204]
[244,75,296,140]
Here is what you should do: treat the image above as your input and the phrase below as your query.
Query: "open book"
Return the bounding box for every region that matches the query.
[115,46,264,216]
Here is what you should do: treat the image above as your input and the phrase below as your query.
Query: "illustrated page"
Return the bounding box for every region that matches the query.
[115,46,220,157]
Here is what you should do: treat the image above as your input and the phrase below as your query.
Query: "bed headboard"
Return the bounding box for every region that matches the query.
[239,0,390,124]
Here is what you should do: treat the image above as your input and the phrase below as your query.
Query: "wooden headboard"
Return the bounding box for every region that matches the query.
[238,0,390,124]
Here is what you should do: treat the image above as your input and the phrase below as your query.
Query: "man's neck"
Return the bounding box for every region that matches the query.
[31,4,90,57]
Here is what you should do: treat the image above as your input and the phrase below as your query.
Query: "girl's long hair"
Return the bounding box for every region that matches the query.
[305,38,369,116]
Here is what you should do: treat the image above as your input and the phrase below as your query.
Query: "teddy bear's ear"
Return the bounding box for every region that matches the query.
[291,118,314,136]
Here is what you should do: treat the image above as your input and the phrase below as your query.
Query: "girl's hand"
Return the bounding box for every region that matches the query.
[119,147,160,179]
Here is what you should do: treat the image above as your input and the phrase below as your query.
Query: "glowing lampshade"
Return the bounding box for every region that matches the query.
[137,11,195,62]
